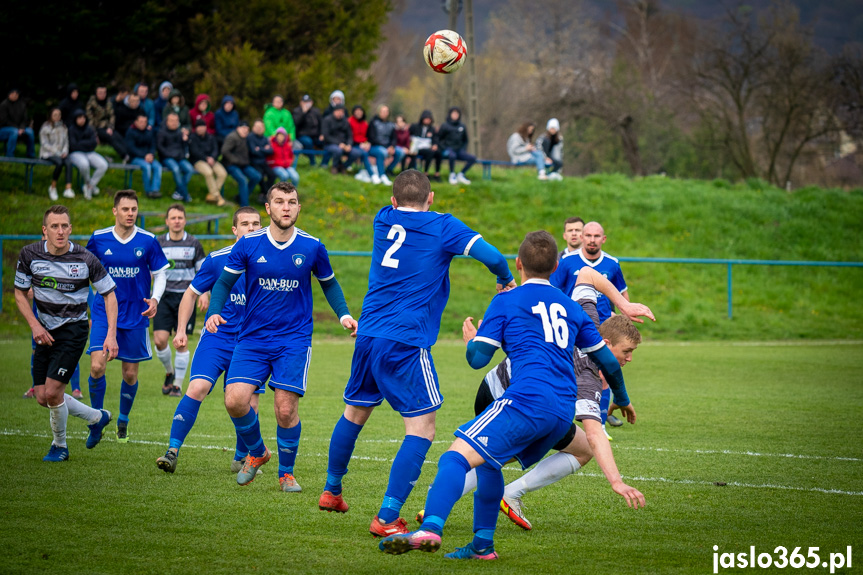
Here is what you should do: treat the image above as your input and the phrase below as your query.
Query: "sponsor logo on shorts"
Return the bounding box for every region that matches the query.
[259,278,299,292]
[57,368,67,376]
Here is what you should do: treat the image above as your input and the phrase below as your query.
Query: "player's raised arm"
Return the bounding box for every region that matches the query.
[575,267,654,323]
[466,239,516,292]
[318,276,357,336]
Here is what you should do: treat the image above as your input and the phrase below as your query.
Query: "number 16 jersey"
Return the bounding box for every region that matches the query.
[358,206,481,349]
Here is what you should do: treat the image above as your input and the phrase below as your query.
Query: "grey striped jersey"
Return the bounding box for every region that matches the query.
[15,241,116,330]
[159,232,206,293]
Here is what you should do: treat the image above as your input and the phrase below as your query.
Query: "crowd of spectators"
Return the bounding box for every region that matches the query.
[0,84,565,204]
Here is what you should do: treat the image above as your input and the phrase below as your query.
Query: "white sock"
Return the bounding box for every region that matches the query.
[155,345,173,375]
[65,393,102,424]
[461,467,478,497]
[505,452,581,499]
[174,350,190,390]
[48,401,69,447]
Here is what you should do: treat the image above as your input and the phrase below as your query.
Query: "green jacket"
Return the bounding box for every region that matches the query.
[263,105,295,139]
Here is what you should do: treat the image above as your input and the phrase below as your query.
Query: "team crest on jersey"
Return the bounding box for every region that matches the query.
[68,264,82,277]
[134,247,144,259]
[292,254,306,267]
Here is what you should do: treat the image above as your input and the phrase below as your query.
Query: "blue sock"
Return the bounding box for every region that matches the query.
[234,431,248,461]
[169,396,202,451]
[230,408,265,457]
[378,435,432,523]
[118,380,138,424]
[70,365,80,392]
[324,415,364,495]
[420,450,471,535]
[276,421,301,476]
[472,463,503,550]
[89,375,106,410]
[600,387,611,425]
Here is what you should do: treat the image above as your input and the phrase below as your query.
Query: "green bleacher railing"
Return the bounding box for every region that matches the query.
[1,235,861,319]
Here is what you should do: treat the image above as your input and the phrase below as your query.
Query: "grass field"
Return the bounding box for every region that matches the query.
[2,337,861,574]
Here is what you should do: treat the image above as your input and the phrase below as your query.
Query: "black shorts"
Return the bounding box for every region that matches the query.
[153,291,196,335]
[32,320,89,386]
[474,379,576,452]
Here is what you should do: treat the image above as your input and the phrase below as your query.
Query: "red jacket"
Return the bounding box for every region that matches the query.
[267,133,295,168]
[349,116,368,144]
[189,94,215,134]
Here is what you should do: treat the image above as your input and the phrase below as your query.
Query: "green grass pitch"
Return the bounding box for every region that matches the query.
[1,337,861,574]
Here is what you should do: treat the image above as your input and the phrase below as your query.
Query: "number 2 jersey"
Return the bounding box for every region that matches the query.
[474,279,605,423]
[87,226,170,329]
[358,206,482,349]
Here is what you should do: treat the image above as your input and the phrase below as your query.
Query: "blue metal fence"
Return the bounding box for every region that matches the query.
[2,235,861,318]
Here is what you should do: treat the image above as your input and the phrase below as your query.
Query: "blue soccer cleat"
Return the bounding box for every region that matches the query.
[43,445,69,462]
[445,542,499,560]
[378,530,441,555]
[86,409,112,449]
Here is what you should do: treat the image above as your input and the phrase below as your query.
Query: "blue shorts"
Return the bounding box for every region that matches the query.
[226,339,311,396]
[455,399,571,470]
[189,331,264,395]
[87,319,151,363]
[344,335,443,417]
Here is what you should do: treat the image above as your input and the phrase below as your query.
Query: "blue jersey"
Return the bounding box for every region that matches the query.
[190,244,245,338]
[474,279,605,422]
[87,226,170,329]
[358,206,481,348]
[224,226,334,345]
[549,250,627,322]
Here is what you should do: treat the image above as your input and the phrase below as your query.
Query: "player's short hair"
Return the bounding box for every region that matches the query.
[166,203,185,217]
[164,110,179,119]
[600,315,642,346]
[392,169,431,208]
[267,180,299,204]
[564,216,584,227]
[43,204,70,226]
[233,206,260,227]
[113,189,138,207]
[518,231,559,277]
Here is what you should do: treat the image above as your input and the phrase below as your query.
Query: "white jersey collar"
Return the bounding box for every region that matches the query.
[523,278,552,286]
[112,226,138,245]
[579,249,604,267]
[266,226,297,250]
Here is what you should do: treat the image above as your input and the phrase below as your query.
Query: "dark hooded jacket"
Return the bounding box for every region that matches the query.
[188,128,219,164]
[292,103,323,140]
[0,93,28,129]
[247,129,273,168]
[367,114,397,147]
[125,121,157,159]
[157,123,188,161]
[58,83,81,126]
[435,107,468,151]
[163,89,191,131]
[68,109,98,153]
[214,96,239,140]
[321,109,352,146]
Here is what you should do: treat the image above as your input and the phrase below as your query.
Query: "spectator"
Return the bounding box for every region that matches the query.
[263,95,295,140]
[221,122,260,207]
[157,111,194,202]
[268,127,299,186]
[214,95,239,149]
[125,112,163,199]
[507,121,548,180]
[394,114,411,171]
[67,109,108,200]
[321,104,369,175]
[292,94,323,165]
[408,110,442,181]
[0,88,36,158]
[58,83,82,126]
[437,106,475,185]
[39,108,74,200]
[134,83,155,128]
[348,105,374,182]
[536,118,564,180]
[323,89,345,117]
[86,85,127,161]
[188,118,227,206]
[367,105,405,185]
[154,81,173,128]
[164,89,191,131]
[189,94,215,134]
[115,93,142,137]
[248,119,275,204]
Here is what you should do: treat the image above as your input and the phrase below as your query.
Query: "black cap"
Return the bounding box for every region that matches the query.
[195,118,206,127]
[238,121,249,128]
[302,94,312,102]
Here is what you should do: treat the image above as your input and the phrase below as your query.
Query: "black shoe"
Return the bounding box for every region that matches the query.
[117,422,129,443]
[607,414,624,427]
[156,450,178,473]
[429,174,442,182]
[162,373,175,395]
[169,385,182,398]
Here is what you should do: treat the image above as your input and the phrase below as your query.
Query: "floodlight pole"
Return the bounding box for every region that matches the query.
[444,0,459,113]
[465,0,481,158]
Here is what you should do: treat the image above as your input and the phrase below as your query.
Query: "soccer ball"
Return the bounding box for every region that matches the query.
[423,30,468,74]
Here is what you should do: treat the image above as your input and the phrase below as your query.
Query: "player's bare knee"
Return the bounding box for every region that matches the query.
[89,355,107,378]
[186,380,210,402]
[273,391,300,427]
[344,404,373,425]
[153,330,169,350]
[121,363,138,384]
